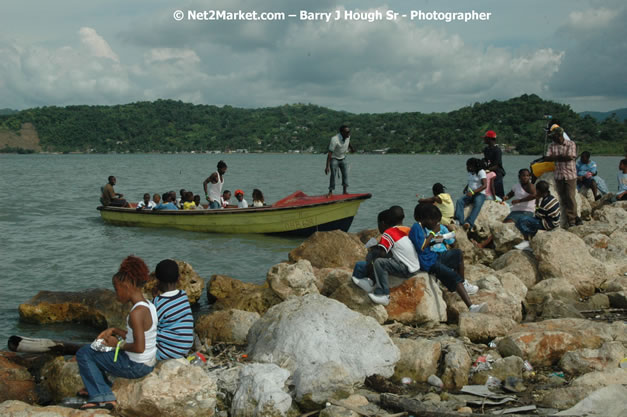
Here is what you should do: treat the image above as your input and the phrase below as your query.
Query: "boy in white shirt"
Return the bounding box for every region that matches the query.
[137,193,156,210]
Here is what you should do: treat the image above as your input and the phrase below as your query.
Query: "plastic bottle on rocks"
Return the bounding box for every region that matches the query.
[187,352,207,366]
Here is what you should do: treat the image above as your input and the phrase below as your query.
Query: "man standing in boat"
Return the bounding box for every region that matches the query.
[203,160,227,209]
[101,176,129,207]
[325,125,354,197]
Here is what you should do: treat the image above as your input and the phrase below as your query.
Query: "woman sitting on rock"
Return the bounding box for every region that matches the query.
[75,255,158,410]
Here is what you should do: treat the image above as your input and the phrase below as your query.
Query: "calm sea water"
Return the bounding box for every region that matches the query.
[0,153,622,344]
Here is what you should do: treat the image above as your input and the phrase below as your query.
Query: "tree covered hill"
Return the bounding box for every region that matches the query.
[1,94,625,155]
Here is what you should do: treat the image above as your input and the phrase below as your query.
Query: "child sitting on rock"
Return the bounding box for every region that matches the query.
[410,203,485,313]
[152,259,194,360]
[76,256,157,410]
[351,206,421,306]
[514,180,560,250]
[418,182,454,225]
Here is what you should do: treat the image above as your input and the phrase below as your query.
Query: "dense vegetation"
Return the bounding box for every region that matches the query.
[1,94,625,155]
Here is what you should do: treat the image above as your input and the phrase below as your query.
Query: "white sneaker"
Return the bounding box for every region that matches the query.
[368,293,391,306]
[514,241,530,250]
[352,276,375,293]
[463,281,479,295]
[469,303,487,313]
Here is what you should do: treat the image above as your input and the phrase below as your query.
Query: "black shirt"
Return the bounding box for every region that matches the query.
[483,145,505,176]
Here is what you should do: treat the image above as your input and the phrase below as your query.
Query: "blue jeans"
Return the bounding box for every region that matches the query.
[454,193,486,227]
[329,158,348,192]
[208,200,221,209]
[76,345,154,403]
[373,257,413,295]
[504,210,534,223]
[428,249,464,292]
[353,261,368,279]
[515,216,545,238]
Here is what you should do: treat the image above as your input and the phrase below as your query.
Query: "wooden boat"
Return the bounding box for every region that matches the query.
[98,191,371,236]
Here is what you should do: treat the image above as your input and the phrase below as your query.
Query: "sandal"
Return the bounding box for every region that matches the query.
[80,401,116,410]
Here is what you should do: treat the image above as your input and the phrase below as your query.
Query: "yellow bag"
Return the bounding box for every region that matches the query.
[531,161,555,178]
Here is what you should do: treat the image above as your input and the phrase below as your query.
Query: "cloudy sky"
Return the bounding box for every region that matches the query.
[1,0,625,113]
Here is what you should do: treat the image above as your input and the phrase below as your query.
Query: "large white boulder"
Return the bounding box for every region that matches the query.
[246,295,400,386]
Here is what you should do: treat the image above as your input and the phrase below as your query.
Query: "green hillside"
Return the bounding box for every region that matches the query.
[1,94,625,155]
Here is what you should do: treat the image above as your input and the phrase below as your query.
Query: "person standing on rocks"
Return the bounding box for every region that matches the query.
[325,125,354,197]
[482,130,505,199]
[203,160,227,209]
[544,125,579,227]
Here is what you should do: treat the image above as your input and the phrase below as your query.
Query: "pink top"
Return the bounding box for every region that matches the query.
[510,183,535,213]
[484,171,497,198]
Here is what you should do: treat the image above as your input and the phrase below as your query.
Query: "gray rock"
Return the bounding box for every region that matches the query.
[528,278,580,302]
[470,356,523,385]
[531,229,607,296]
[489,222,524,254]
[293,361,353,409]
[196,309,260,345]
[587,293,610,310]
[231,363,292,417]
[247,295,400,385]
[559,341,626,376]
[539,296,584,319]
[319,405,359,417]
[266,260,319,300]
[492,250,540,289]
[114,359,218,417]
[40,356,82,403]
[440,342,471,390]
[329,281,388,324]
[392,337,441,383]
[555,384,627,417]
[386,273,447,324]
[459,313,516,343]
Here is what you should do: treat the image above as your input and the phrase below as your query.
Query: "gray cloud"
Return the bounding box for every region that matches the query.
[548,5,627,98]
[0,1,624,112]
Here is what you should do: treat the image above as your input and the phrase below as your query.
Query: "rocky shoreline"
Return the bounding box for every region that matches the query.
[1,184,626,416]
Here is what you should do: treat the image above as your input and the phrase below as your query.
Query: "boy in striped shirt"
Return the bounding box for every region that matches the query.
[153,259,194,360]
[352,206,421,306]
[514,180,560,250]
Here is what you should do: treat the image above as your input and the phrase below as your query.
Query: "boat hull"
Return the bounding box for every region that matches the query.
[98,193,370,236]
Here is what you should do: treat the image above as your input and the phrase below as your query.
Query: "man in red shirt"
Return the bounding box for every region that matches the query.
[544,125,579,227]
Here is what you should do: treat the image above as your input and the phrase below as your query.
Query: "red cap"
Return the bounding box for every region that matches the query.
[235,189,244,196]
[484,130,497,139]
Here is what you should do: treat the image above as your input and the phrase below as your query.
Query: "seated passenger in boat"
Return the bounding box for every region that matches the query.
[137,193,156,210]
[220,190,232,209]
[252,189,266,207]
[235,190,248,208]
[193,194,203,209]
[152,194,161,205]
[101,176,129,207]
[154,193,178,210]
[182,191,196,210]
[177,189,187,208]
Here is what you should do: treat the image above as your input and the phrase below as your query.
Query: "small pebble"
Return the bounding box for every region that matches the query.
[458,406,472,414]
